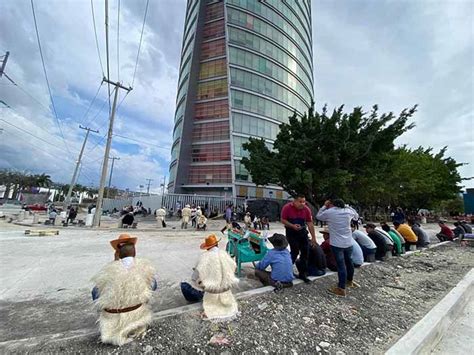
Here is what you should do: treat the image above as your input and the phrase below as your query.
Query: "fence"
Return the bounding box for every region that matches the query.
[102,193,246,215]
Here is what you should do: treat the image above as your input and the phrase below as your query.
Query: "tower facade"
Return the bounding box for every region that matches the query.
[169,0,313,199]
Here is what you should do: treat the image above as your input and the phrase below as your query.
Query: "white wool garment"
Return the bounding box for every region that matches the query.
[196,249,239,320]
[91,258,156,346]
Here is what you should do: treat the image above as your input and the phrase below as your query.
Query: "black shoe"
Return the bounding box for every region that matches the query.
[298,274,310,283]
[274,281,283,293]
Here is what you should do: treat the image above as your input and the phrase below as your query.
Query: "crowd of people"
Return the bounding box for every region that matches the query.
[90,196,473,346]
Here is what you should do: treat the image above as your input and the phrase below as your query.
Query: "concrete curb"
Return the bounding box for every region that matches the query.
[386,268,474,355]
[0,240,456,351]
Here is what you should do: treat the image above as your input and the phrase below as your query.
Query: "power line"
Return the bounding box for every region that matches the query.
[3,73,51,112]
[131,0,150,87]
[0,118,72,153]
[117,0,121,82]
[90,0,104,76]
[1,106,74,149]
[83,85,114,128]
[105,0,112,116]
[30,0,72,157]
[113,133,170,150]
[79,81,104,125]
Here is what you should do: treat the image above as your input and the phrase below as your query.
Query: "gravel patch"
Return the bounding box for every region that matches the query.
[12,243,472,354]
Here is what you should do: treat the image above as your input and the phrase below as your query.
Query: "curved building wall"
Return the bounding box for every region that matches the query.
[169,0,313,198]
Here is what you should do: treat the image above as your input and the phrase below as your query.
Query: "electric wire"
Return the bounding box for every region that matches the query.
[30,0,72,157]
[79,81,104,125]
[117,0,121,82]
[131,0,150,87]
[90,0,105,76]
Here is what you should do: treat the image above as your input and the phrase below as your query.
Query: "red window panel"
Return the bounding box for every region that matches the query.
[188,165,232,184]
[205,2,224,22]
[194,99,229,120]
[201,38,226,60]
[192,121,230,142]
[191,142,231,162]
[202,19,225,40]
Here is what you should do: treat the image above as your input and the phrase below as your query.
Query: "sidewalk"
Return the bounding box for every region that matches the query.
[431,297,474,354]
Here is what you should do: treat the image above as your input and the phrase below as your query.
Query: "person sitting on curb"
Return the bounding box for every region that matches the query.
[460,221,472,234]
[452,222,465,239]
[91,234,157,346]
[381,223,403,256]
[320,228,337,271]
[436,220,454,242]
[364,223,391,260]
[255,233,294,292]
[181,235,239,320]
[196,210,208,231]
[352,223,377,262]
[408,220,430,248]
[121,212,135,228]
[297,243,327,277]
[351,236,364,267]
[393,221,418,250]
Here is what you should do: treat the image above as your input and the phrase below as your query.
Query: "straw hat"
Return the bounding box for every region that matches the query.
[200,234,221,250]
[110,233,137,251]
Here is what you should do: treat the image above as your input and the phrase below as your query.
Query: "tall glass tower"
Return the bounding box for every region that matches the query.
[169,0,314,199]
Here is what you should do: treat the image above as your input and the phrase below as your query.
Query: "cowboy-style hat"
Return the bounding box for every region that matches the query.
[200,234,221,250]
[110,233,137,251]
[319,227,330,235]
[268,233,288,250]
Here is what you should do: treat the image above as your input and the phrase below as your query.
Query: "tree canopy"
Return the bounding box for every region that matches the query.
[241,104,465,209]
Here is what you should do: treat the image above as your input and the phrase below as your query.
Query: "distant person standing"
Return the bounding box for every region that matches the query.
[181,204,192,229]
[281,194,317,283]
[317,199,360,297]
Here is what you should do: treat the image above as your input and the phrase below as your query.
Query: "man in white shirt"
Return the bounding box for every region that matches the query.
[317,199,360,297]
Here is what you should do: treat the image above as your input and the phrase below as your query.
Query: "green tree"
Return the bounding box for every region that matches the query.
[241,104,417,206]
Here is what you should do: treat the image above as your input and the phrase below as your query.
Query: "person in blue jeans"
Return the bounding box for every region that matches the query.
[317,198,360,297]
[255,233,294,292]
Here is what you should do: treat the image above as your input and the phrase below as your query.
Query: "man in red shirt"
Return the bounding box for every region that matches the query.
[436,221,454,242]
[280,194,317,283]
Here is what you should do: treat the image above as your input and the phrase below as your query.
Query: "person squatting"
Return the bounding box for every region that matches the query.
[91,196,462,346]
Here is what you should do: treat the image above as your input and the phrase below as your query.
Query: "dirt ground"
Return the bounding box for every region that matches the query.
[5,242,472,354]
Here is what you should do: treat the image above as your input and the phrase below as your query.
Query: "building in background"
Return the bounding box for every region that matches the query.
[168,0,314,198]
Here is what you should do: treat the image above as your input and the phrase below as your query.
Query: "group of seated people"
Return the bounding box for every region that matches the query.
[243,212,270,231]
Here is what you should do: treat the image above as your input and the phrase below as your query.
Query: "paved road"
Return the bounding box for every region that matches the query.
[431,297,474,354]
[0,219,443,342]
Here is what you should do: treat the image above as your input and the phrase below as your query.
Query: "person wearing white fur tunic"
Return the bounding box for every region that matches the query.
[181,234,239,320]
[91,234,157,346]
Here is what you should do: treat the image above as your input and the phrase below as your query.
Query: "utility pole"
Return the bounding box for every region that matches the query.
[145,178,153,195]
[93,78,132,227]
[106,156,120,198]
[0,51,9,78]
[64,125,99,209]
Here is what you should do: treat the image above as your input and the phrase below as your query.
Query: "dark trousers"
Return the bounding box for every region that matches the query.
[255,269,293,288]
[436,233,453,242]
[286,228,309,275]
[405,241,418,251]
[360,245,376,261]
[331,245,354,289]
[180,282,204,303]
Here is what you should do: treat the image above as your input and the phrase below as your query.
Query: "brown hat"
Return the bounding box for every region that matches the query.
[110,233,137,251]
[200,234,221,250]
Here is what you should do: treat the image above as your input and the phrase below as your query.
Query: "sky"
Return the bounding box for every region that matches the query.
[0,0,472,194]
